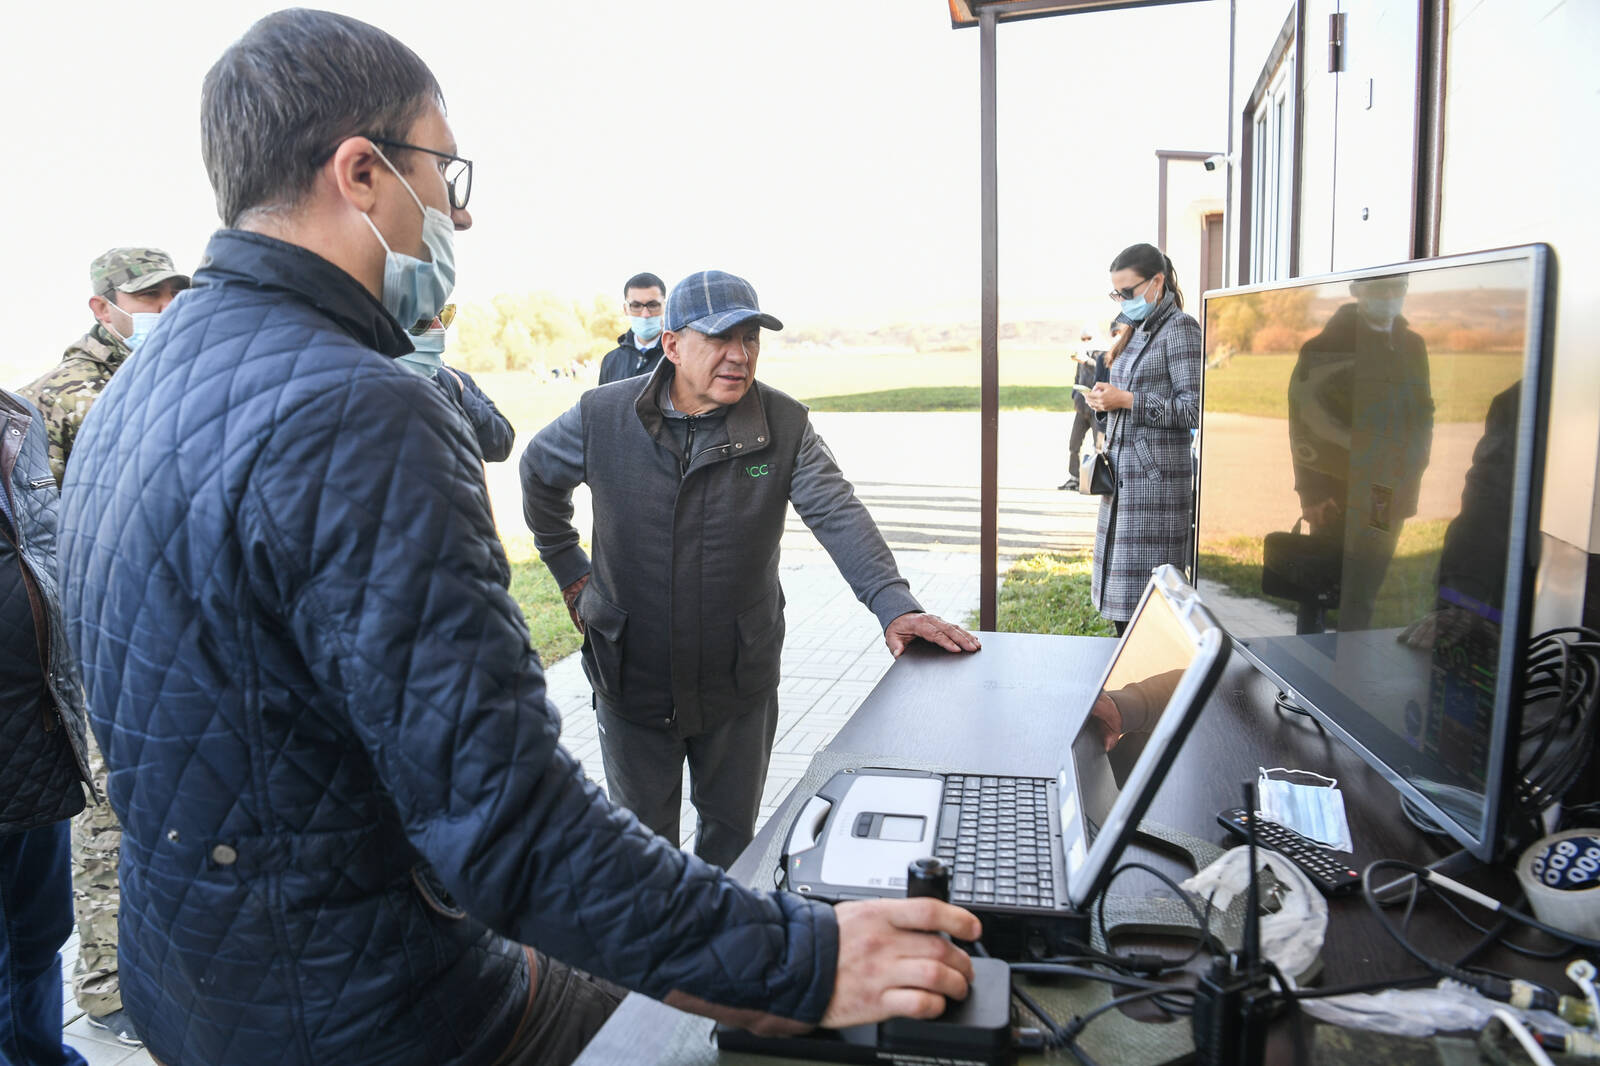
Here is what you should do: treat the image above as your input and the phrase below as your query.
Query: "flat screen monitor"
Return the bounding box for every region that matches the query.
[1195,245,1555,862]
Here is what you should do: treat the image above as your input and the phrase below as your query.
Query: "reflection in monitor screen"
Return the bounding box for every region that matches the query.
[1196,249,1549,859]
[1070,586,1198,855]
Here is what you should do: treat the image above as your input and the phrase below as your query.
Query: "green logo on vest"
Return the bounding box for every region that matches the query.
[745,464,771,479]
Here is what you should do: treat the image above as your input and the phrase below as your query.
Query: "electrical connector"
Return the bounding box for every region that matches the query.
[1559,993,1597,1029]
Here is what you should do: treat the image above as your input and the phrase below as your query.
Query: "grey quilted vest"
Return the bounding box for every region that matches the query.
[576,366,807,736]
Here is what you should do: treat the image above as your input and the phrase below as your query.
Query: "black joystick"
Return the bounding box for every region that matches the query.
[907,856,952,902]
[721,855,1015,1063]
[878,857,1012,1056]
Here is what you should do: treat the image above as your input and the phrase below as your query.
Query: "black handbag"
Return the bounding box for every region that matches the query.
[1088,448,1116,496]
[1261,519,1342,605]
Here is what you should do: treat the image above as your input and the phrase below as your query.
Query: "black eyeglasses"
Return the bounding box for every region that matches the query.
[1109,277,1153,302]
[626,300,664,314]
[367,137,474,211]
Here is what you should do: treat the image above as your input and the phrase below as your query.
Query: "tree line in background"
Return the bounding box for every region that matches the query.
[1205,286,1528,358]
[449,293,626,374]
[442,292,1093,374]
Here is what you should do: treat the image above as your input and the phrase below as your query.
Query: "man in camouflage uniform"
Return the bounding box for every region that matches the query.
[18,247,189,1048]
[24,248,189,486]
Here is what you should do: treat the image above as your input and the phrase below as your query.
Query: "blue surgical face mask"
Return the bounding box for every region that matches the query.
[107,306,161,352]
[1116,277,1158,322]
[631,315,663,343]
[1257,767,1353,852]
[363,144,457,329]
[396,328,446,378]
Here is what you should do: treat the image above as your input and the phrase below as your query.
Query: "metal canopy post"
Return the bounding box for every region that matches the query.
[979,6,1000,631]
[949,0,1211,631]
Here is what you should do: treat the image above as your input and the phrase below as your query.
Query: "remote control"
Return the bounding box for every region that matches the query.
[1216,807,1362,895]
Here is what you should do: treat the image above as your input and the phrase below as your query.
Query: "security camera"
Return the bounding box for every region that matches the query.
[1204,153,1226,172]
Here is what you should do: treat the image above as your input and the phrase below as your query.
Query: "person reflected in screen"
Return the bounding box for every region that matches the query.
[1287,275,1434,631]
[1400,381,1520,652]
[1087,668,1185,784]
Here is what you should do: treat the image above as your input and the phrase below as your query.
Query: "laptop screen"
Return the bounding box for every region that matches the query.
[1059,569,1222,905]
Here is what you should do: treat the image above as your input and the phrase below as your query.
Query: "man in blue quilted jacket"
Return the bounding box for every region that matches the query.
[55,10,979,1066]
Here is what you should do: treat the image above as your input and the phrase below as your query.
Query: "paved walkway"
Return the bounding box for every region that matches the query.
[62,408,1098,1062]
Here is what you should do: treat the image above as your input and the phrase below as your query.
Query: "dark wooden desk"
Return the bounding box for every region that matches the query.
[576,633,1549,1064]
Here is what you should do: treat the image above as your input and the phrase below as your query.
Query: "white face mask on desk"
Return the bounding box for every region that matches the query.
[1257,767,1354,853]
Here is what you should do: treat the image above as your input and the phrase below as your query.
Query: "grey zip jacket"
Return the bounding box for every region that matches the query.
[520,361,921,735]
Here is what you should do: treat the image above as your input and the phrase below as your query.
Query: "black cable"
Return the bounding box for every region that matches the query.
[1091,860,1217,974]
[1430,885,1573,960]
[1011,983,1068,1049]
[1289,973,1435,999]
[1008,962,1175,991]
[1514,628,1600,820]
[1052,985,1199,1065]
[1360,859,1569,1009]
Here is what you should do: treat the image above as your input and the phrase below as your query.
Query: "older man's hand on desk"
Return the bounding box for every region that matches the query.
[885,612,983,658]
[820,897,982,1027]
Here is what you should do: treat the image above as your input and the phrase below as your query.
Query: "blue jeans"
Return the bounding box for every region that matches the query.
[0,820,87,1066]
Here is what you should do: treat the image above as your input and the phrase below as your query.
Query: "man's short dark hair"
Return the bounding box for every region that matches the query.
[201,8,444,227]
[623,273,666,296]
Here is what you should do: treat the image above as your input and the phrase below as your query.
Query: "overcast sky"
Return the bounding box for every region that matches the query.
[6,0,1228,381]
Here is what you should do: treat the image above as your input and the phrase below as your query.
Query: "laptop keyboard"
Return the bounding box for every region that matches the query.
[934,775,1056,909]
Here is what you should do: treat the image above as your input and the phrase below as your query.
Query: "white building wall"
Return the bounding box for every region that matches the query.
[1162,159,1225,301]
[1225,1,1297,284]
[1436,0,1600,553]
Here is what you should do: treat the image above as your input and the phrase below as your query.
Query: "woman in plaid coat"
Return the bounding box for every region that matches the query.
[1085,243,1202,631]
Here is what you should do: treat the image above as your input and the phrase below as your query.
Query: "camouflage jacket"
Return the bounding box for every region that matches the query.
[19,324,130,486]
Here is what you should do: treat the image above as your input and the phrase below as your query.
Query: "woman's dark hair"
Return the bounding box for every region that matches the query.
[1109,242,1185,312]
[202,9,444,227]
[1105,322,1133,368]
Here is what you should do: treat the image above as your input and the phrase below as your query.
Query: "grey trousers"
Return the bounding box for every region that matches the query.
[596,692,780,869]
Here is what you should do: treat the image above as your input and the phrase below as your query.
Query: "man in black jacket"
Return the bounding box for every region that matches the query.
[0,388,93,1066]
[597,272,667,386]
[1060,330,1098,491]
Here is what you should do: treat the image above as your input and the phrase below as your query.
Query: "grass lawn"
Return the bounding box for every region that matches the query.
[969,552,1115,637]
[1204,352,1521,423]
[1197,517,1449,630]
[468,348,1081,434]
[805,385,1077,413]
[502,532,584,666]
[761,347,1073,400]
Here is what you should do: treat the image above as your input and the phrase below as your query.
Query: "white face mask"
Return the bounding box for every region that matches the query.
[396,328,447,378]
[1257,767,1354,853]
[362,143,457,329]
[105,303,161,352]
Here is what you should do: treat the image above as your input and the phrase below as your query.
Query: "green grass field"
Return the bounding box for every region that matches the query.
[500,532,584,665]
[969,552,1116,637]
[468,348,1080,435]
[805,385,1078,413]
[1204,352,1521,423]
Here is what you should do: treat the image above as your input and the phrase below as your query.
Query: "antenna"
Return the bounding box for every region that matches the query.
[1241,781,1261,977]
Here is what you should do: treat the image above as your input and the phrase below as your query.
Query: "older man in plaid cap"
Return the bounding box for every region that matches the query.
[17,246,188,1049]
[522,270,981,869]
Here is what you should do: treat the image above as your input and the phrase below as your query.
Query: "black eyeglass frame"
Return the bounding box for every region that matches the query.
[1109,276,1155,303]
[366,136,474,211]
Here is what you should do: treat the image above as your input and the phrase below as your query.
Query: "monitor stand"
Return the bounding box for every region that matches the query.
[1369,847,1483,904]
[1271,689,1324,730]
